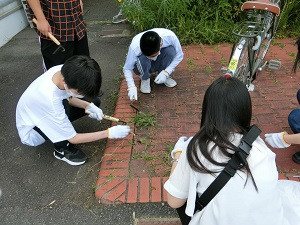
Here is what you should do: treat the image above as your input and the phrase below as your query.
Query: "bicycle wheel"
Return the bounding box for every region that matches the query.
[232,39,251,85]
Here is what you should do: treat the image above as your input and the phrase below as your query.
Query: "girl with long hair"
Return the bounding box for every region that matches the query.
[164,76,300,225]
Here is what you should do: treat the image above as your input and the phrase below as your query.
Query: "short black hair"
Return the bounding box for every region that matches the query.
[140,31,161,56]
[61,55,102,99]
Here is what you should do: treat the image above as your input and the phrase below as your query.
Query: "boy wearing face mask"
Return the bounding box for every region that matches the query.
[16,55,131,166]
[123,28,184,100]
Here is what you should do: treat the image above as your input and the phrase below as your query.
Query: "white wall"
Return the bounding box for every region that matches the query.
[0,0,29,48]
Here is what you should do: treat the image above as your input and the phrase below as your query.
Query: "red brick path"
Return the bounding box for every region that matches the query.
[95,39,300,204]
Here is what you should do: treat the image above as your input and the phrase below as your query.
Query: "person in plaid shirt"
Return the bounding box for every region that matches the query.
[27,0,89,70]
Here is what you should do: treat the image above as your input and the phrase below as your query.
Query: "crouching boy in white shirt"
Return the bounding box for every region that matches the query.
[16,55,130,166]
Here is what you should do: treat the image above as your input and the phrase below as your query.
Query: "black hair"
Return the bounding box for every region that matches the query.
[140,31,161,56]
[187,76,258,190]
[292,38,300,73]
[61,55,102,99]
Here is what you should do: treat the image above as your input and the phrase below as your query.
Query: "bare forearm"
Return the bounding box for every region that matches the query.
[283,133,300,145]
[27,0,46,20]
[69,130,108,144]
[69,97,90,110]
[80,0,83,12]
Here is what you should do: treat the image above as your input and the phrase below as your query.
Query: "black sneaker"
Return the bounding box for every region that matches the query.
[292,151,300,164]
[54,143,87,166]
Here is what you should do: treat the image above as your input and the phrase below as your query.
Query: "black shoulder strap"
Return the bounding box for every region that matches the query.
[194,125,261,213]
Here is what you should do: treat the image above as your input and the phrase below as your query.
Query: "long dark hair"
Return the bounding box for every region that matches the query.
[187,76,257,189]
[292,38,300,73]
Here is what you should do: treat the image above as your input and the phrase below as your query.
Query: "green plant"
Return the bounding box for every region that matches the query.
[122,0,245,45]
[277,0,300,37]
[186,58,196,71]
[122,0,300,44]
[138,137,151,150]
[129,113,156,127]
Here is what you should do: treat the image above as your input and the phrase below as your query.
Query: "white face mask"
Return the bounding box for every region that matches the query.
[147,51,160,61]
[64,84,84,98]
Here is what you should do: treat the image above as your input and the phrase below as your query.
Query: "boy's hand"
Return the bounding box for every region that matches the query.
[264,132,291,148]
[36,19,52,37]
[128,86,138,101]
[85,103,103,121]
[108,125,131,139]
[154,70,169,84]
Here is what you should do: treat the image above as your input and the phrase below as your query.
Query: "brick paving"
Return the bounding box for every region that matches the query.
[95,39,300,204]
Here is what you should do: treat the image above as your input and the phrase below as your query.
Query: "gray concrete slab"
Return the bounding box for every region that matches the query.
[0,0,177,224]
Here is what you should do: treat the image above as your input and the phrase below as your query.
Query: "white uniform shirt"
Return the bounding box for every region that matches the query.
[164,134,300,225]
[123,28,184,87]
[16,65,77,146]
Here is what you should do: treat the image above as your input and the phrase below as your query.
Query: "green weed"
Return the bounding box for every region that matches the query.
[221,57,227,65]
[121,0,300,44]
[129,113,156,127]
[272,40,285,49]
[186,58,196,71]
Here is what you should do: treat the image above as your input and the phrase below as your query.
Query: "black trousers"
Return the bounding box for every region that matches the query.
[34,97,101,148]
[40,33,90,70]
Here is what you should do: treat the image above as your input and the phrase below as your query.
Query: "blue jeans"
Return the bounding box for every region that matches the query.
[133,46,176,80]
[288,89,300,133]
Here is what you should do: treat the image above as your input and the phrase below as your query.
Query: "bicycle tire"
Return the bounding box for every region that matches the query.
[232,38,251,85]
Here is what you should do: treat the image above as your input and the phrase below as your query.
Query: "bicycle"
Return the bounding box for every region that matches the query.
[224,0,282,91]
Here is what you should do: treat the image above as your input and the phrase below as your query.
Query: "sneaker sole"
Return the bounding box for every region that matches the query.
[53,152,86,166]
[164,82,177,88]
[140,90,151,94]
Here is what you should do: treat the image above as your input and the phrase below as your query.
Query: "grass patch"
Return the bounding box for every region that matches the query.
[129,113,156,127]
[121,0,300,44]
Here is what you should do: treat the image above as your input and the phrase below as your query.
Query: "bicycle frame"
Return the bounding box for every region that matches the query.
[225,0,281,88]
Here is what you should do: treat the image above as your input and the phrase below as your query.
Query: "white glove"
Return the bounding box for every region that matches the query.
[264,132,291,148]
[108,125,131,139]
[154,70,169,84]
[85,103,103,121]
[171,136,193,159]
[128,86,138,101]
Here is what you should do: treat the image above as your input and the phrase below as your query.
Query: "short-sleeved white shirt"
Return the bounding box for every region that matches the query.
[123,28,184,87]
[16,65,77,146]
[164,135,300,225]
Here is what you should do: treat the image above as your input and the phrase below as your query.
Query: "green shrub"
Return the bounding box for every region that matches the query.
[277,0,300,37]
[121,0,300,45]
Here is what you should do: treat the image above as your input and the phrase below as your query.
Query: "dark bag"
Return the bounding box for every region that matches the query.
[176,125,261,225]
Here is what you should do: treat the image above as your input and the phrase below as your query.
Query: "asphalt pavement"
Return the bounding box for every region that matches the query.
[0,0,177,224]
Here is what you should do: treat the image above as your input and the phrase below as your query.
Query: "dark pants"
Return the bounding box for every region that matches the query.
[288,89,300,134]
[133,46,176,80]
[34,97,101,148]
[41,33,90,70]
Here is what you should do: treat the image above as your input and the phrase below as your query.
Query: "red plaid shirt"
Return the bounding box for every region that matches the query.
[27,0,87,42]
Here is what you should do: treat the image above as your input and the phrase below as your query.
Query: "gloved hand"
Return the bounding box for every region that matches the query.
[264,132,291,148]
[85,103,103,121]
[108,125,131,139]
[154,70,169,84]
[171,136,193,159]
[128,86,138,101]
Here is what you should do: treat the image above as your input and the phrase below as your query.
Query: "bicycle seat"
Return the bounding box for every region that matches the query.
[242,0,280,16]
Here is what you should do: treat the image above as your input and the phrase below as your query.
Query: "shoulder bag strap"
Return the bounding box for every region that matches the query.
[194,125,261,213]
